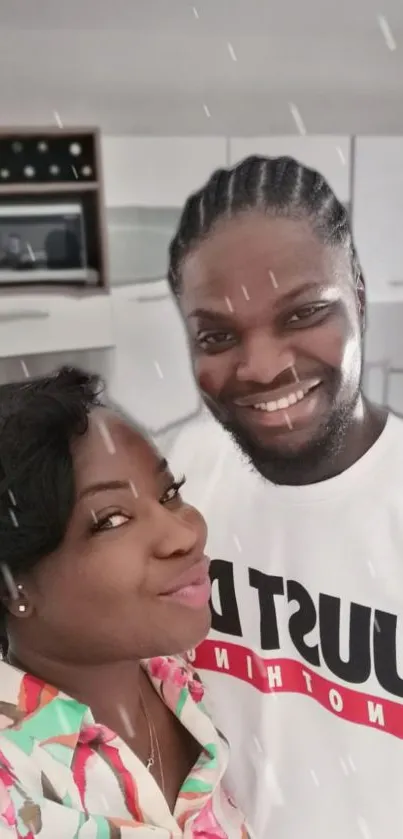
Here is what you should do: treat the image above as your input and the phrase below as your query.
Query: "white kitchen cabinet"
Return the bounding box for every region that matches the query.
[109,281,200,434]
[353,137,403,303]
[102,137,227,208]
[106,206,180,284]
[0,292,114,359]
[229,136,351,204]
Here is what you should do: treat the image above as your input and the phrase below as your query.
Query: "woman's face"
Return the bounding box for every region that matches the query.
[19,408,210,664]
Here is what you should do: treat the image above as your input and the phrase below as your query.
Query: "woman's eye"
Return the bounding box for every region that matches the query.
[92,512,129,533]
[287,304,329,324]
[160,476,186,505]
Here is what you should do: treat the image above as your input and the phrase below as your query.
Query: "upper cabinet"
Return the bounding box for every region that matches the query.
[102,137,227,208]
[229,137,351,204]
[353,137,403,302]
[106,206,180,285]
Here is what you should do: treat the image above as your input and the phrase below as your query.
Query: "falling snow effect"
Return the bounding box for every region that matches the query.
[377,15,397,51]
[310,768,320,787]
[357,816,372,839]
[227,42,237,62]
[20,360,29,378]
[8,489,16,506]
[53,110,63,128]
[269,270,278,289]
[8,509,18,528]
[225,296,234,313]
[232,534,242,553]
[289,102,306,135]
[154,360,164,379]
[283,411,292,429]
[95,417,116,455]
[0,564,19,600]
[129,480,139,499]
[241,285,250,301]
[117,704,136,738]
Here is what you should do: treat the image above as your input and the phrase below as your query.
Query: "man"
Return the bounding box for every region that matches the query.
[168,155,402,838]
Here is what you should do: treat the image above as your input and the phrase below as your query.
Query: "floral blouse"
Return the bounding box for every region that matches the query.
[0,656,248,838]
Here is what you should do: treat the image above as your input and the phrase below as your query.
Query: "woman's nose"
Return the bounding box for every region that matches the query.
[154,505,207,561]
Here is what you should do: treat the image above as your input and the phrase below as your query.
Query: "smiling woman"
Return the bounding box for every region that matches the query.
[0,367,248,838]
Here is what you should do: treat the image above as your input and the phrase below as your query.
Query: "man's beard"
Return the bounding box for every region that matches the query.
[204,380,361,486]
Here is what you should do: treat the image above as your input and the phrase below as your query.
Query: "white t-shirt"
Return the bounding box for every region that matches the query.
[170,410,403,839]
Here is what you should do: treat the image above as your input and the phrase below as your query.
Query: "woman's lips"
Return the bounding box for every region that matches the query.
[159,577,212,609]
[158,557,211,610]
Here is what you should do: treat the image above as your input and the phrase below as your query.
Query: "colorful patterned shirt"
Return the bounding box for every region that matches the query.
[0,656,248,838]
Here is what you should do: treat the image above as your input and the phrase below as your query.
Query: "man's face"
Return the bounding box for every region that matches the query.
[179,212,364,483]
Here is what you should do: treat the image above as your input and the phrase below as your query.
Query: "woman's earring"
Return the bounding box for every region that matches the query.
[16,584,27,614]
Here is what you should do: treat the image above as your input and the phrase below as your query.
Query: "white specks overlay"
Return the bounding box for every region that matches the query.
[367,560,376,578]
[192,6,199,19]
[154,360,164,379]
[233,534,242,553]
[289,363,299,383]
[347,754,357,772]
[269,270,278,289]
[129,480,139,499]
[117,705,136,738]
[339,757,349,776]
[225,296,234,313]
[8,489,16,506]
[53,110,64,128]
[203,104,211,118]
[336,146,347,165]
[20,360,30,378]
[289,102,307,135]
[95,417,116,455]
[227,42,237,62]
[8,509,18,528]
[90,509,98,524]
[357,815,372,839]
[374,615,380,632]
[0,564,19,600]
[71,165,79,179]
[310,768,320,787]
[241,285,250,301]
[377,14,397,51]
[283,411,293,430]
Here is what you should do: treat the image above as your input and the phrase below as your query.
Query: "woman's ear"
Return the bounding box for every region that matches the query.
[0,568,33,619]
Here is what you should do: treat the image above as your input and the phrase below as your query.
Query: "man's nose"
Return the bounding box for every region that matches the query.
[236,330,294,384]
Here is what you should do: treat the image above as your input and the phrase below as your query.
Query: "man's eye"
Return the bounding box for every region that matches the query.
[287,304,329,325]
[197,331,234,349]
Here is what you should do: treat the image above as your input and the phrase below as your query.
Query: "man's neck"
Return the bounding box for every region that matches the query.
[250,401,388,487]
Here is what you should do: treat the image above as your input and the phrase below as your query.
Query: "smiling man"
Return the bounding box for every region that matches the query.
[168,156,403,839]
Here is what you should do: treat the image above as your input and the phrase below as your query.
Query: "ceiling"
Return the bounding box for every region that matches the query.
[1,0,403,135]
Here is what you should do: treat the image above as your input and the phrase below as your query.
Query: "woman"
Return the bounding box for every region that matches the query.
[0,367,248,838]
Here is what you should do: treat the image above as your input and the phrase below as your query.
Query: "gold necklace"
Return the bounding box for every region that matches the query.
[139,688,165,795]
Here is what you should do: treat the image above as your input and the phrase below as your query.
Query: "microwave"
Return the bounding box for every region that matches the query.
[0,202,97,285]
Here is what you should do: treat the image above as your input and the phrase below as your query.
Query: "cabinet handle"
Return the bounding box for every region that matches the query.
[0,310,50,323]
[129,293,170,303]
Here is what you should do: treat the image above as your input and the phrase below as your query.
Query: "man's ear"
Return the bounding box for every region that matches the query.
[356,269,366,335]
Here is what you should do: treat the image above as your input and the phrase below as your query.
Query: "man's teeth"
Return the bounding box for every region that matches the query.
[253,389,306,412]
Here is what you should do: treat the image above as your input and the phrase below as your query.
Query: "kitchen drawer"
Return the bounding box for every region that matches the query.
[0,292,115,359]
